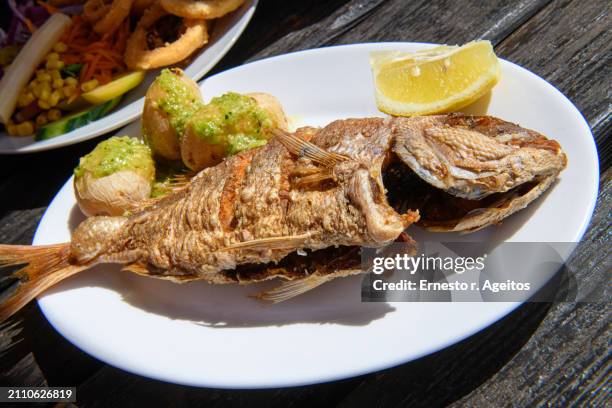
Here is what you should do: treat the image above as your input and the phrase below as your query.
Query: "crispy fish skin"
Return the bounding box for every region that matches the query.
[75,118,417,280]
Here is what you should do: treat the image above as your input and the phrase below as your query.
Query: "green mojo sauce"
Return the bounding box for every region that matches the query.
[155,69,203,136]
[150,160,184,198]
[192,92,273,155]
[74,136,155,181]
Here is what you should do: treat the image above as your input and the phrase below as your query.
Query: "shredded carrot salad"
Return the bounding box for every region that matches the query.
[60,16,129,86]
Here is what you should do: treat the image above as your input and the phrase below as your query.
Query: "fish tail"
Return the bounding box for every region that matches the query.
[0,243,86,322]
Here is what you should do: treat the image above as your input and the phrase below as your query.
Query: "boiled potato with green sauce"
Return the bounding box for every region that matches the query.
[181,92,288,171]
[74,136,155,216]
[142,68,203,161]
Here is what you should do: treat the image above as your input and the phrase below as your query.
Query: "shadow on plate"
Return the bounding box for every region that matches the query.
[44,263,395,327]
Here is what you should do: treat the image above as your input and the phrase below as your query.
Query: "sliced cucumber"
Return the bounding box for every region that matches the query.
[36,96,122,141]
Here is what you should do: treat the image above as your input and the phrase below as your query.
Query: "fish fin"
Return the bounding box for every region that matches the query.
[169,172,195,188]
[225,234,311,251]
[0,243,87,322]
[254,269,364,303]
[130,175,192,214]
[253,273,333,303]
[294,170,334,188]
[122,262,150,276]
[272,129,349,167]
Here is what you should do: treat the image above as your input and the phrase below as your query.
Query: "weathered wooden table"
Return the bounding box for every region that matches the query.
[0,0,609,406]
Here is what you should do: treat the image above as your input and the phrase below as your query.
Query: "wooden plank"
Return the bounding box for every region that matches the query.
[75,365,363,408]
[209,0,387,74]
[330,0,550,46]
[495,0,611,168]
[211,0,550,71]
[593,114,611,171]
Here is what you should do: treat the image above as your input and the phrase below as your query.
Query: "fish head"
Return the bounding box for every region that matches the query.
[386,114,567,232]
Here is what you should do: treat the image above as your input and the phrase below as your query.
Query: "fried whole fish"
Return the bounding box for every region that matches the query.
[0,114,566,321]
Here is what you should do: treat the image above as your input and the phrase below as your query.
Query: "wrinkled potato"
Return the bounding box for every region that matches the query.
[181,112,227,172]
[74,170,152,217]
[180,92,288,171]
[142,68,202,161]
[246,92,288,131]
[73,136,155,216]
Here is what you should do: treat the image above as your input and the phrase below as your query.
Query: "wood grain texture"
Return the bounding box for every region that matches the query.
[0,0,609,405]
[495,0,611,171]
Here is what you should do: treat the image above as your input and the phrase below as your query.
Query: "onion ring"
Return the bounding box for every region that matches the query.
[83,0,134,33]
[160,0,245,19]
[125,4,208,70]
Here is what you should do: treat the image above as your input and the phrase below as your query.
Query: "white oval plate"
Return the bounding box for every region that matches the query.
[34,43,599,388]
[0,0,257,154]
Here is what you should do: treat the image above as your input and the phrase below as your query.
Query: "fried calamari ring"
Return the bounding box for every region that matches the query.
[83,0,134,34]
[160,0,245,19]
[125,4,208,70]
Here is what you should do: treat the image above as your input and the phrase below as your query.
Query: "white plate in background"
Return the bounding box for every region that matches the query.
[0,0,257,154]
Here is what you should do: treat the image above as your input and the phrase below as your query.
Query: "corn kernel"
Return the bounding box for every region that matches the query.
[18,92,34,107]
[39,72,52,83]
[50,70,62,81]
[36,69,46,80]
[28,80,37,90]
[81,79,99,93]
[47,109,62,122]
[40,86,52,102]
[46,59,64,70]
[53,42,68,53]
[47,52,60,61]
[33,84,44,98]
[49,91,61,107]
[6,124,18,136]
[64,76,78,86]
[52,78,64,89]
[36,113,48,126]
[62,85,77,98]
[16,121,34,136]
[38,100,51,110]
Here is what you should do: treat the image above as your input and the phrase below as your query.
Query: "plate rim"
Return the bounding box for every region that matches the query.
[33,42,600,389]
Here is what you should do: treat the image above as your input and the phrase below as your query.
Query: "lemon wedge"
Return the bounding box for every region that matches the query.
[370,40,500,116]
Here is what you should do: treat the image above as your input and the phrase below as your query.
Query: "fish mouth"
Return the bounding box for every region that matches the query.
[382,154,541,232]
